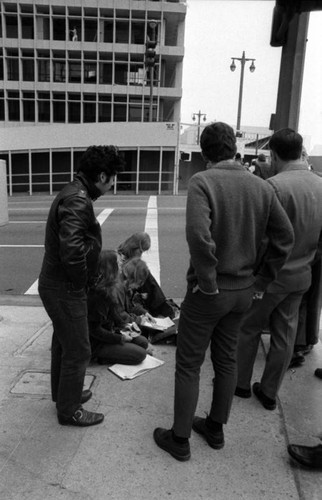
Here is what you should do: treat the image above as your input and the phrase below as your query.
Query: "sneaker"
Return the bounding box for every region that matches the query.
[153,428,191,461]
[192,416,224,449]
[58,407,104,427]
[252,382,276,410]
[234,386,251,398]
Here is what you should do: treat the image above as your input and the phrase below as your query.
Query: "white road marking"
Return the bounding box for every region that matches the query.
[143,196,161,285]
[24,208,114,295]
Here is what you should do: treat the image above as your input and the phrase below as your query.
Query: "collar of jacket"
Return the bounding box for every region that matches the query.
[207,160,245,171]
[75,172,101,200]
[279,161,310,173]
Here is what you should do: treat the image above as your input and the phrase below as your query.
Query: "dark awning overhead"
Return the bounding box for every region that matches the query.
[245,136,271,150]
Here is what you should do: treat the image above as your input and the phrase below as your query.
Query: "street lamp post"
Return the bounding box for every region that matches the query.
[230,51,255,136]
[192,110,207,144]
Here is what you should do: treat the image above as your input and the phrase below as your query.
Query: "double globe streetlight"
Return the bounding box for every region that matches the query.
[192,110,207,144]
[230,51,255,136]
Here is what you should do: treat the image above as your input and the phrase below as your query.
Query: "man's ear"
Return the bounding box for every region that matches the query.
[99,171,108,184]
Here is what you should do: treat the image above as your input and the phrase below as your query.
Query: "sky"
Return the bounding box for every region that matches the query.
[180,0,322,153]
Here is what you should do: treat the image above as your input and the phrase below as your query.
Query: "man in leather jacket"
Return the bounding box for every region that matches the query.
[38,145,124,426]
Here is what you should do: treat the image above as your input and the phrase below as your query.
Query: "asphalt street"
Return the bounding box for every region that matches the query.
[0,193,188,298]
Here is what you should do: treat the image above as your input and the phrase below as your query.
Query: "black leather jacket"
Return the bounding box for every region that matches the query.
[39,173,102,290]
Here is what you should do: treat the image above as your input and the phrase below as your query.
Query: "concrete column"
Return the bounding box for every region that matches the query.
[0,160,9,226]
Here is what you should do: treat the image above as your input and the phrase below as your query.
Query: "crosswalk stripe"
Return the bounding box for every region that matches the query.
[143,196,161,285]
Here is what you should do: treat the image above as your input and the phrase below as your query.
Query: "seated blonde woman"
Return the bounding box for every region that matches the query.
[117,232,179,319]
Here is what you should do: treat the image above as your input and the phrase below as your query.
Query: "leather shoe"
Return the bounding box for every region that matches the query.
[288,444,322,469]
[314,368,322,379]
[58,407,104,427]
[80,389,92,404]
[153,428,191,461]
[252,382,276,410]
[192,416,224,449]
[288,352,305,369]
[234,386,251,398]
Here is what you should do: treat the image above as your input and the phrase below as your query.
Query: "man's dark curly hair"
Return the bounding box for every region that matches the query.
[77,145,125,182]
[269,128,302,161]
[200,122,237,163]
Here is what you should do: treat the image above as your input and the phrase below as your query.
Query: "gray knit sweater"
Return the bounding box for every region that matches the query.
[185,160,294,294]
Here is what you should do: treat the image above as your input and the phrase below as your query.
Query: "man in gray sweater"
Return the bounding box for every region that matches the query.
[153,122,294,461]
[236,128,322,411]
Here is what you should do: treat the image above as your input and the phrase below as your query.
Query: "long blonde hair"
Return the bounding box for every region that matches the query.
[117,232,151,260]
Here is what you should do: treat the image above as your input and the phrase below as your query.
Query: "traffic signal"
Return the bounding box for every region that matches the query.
[145,39,157,67]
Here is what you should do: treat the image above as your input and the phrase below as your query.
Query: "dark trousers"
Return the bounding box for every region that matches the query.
[95,335,148,365]
[296,258,322,347]
[173,287,253,438]
[237,289,306,400]
[38,276,91,418]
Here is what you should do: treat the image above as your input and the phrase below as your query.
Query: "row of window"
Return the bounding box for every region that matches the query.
[0,14,160,44]
[0,91,158,123]
[0,50,159,86]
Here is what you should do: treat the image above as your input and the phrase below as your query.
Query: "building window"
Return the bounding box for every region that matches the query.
[102,19,113,43]
[84,19,97,42]
[22,50,35,82]
[23,92,35,122]
[84,53,97,83]
[98,95,111,122]
[21,16,34,39]
[36,15,50,40]
[0,49,3,81]
[0,91,4,121]
[53,92,66,123]
[115,56,128,85]
[53,17,66,41]
[68,52,81,83]
[5,15,18,38]
[129,98,143,122]
[114,95,127,122]
[115,19,129,43]
[6,50,19,81]
[8,91,20,121]
[68,93,81,123]
[99,55,113,84]
[53,98,66,123]
[131,20,145,44]
[38,50,50,82]
[38,92,50,122]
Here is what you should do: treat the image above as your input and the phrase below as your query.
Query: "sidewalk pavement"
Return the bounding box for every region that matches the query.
[0,295,321,500]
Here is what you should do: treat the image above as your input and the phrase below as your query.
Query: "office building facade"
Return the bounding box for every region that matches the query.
[0,0,186,194]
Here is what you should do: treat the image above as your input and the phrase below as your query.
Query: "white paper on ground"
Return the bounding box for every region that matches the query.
[108,354,164,380]
[140,316,175,331]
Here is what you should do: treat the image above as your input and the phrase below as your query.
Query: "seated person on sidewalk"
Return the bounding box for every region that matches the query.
[117,232,179,319]
[87,250,149,365]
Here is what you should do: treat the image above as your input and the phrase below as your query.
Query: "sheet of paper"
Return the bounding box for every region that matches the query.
[108,355,164,380]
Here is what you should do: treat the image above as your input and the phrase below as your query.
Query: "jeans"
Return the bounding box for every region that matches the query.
[173,286,253,438]
[38,276,91,418]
